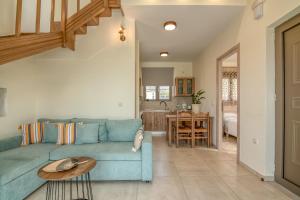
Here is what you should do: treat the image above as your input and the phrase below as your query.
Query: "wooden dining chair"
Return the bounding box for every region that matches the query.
[193,112,210,147]
[175,111,193,147]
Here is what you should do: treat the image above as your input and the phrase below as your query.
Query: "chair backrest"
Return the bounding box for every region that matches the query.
[176,110,192,128]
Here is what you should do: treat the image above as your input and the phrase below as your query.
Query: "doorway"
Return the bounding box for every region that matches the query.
[216,45,240,160]
[275,14,300,196]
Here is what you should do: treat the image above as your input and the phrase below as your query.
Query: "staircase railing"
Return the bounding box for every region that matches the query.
[0,0,121,65]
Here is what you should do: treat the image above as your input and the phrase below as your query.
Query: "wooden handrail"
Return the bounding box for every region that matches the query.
[36,0,41,33]
[15,0,22,36]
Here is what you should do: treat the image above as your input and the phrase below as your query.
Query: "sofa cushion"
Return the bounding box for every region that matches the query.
[0,136,21,152]
[50,142,141,161]
[107,119,142,142]
[43,123,59,143]
[0,144,58,185]
[71,118,108,142]
[75,123,99,144]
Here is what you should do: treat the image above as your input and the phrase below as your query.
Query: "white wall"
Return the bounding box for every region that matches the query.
[0,58,39,139]
[193,0,300,177]
[0,0,16,36]
[33,11,136,119]
[0,11,136,138]
[142,61,193,81]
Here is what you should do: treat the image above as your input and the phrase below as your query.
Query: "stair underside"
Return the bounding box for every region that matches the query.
[0,32,63,65]
[0,0,121,65]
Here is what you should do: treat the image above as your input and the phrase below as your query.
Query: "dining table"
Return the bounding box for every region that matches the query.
[165,113,213,147]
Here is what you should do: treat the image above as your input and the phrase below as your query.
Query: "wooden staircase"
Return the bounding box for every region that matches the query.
[0,0,121,65]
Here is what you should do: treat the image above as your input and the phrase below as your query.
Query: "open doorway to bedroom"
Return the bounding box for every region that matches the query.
[216,45,240,159]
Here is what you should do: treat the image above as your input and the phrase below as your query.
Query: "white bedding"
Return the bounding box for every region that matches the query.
[223,113,237,137]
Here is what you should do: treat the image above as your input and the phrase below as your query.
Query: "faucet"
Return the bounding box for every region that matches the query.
[160,100,168,110]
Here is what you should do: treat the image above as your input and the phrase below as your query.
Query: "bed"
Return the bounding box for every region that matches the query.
[223,112,237,137]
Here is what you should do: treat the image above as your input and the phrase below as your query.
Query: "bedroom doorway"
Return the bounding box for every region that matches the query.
[216,45,240,160]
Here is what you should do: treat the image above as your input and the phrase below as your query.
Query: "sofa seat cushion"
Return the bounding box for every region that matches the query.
[0,144,58,186]
[50,142,141,161]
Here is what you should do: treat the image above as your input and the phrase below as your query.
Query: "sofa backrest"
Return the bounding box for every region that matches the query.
[38,118,71,123]
[106,119,142,142]
[37,118,142,143]
[0,135,22,152]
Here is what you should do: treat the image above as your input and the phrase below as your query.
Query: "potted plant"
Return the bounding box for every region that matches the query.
[192,90,206,113]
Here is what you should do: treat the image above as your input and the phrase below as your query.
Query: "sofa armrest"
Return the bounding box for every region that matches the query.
[0,135,22,152]
[141,131,152,181]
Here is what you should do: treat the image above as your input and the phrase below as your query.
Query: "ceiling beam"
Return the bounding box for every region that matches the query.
[121,0,247,6]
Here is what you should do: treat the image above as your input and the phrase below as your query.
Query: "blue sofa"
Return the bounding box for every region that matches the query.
[0,119,152,200]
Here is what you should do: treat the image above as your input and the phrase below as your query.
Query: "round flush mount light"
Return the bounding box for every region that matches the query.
[164,21,177,31]
[160,52,169,57]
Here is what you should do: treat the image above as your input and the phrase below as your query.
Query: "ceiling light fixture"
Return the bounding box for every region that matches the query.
[160,52,169,57]
[164,21,177,31]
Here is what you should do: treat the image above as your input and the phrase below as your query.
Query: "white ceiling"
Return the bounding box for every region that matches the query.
[123,5,244,61]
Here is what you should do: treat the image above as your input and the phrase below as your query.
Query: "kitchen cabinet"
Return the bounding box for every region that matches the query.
[142,111,169,131]
[175,77,195,97]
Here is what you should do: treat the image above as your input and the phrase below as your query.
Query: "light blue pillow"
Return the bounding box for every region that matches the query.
[71,118,108,142]
[75,123,99,144]
[107,119,142,142]
[43,123,59,143]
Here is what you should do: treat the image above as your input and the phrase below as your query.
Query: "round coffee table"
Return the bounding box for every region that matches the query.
[38,157,96,200]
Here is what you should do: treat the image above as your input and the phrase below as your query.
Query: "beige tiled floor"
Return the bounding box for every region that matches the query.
[27,136,299,200]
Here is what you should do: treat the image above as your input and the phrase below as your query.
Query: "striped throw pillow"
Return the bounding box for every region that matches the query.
[20,124,30,145]
[64,123,76,144]
[30,122,44,144]
[56,123,65,145]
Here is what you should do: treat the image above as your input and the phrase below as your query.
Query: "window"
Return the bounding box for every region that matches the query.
[145,86,156,100]
[231,78,238,101]
[159,86,170,100]
[145,85,171,101]
[222,78,238,101]
[222,78,230,101]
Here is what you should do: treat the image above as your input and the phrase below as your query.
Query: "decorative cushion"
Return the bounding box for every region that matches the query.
[132,127,144,152]
[43,123,59,143]
[63,123,76,144]
[107,119,142,142]
[29,122,44,144]
[20,124,30,145]
[75,123,99,144]
[71,118,108,142]
[56,123,65,145]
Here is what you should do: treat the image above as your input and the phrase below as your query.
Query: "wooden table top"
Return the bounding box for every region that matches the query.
[166,114,213,118]
[38,157,96,181]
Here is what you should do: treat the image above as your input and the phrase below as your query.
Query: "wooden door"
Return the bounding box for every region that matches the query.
[283,23,300,187]
[275,14,300,196]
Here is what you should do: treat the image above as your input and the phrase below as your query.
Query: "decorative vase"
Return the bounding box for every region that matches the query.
[192,104,201,114]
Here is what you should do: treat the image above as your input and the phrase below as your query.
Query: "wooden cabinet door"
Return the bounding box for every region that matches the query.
[175,77,195,96]
[153,112,167,131]
[142,112,154,131]
[176,78,184,96]
[186,78,195,95]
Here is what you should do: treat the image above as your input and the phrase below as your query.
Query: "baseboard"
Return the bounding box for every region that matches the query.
[145,131,166,136]
[239,161,274,182]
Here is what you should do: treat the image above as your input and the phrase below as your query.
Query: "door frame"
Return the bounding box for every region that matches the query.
[216,44,240,162]
[275,14,300,196]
